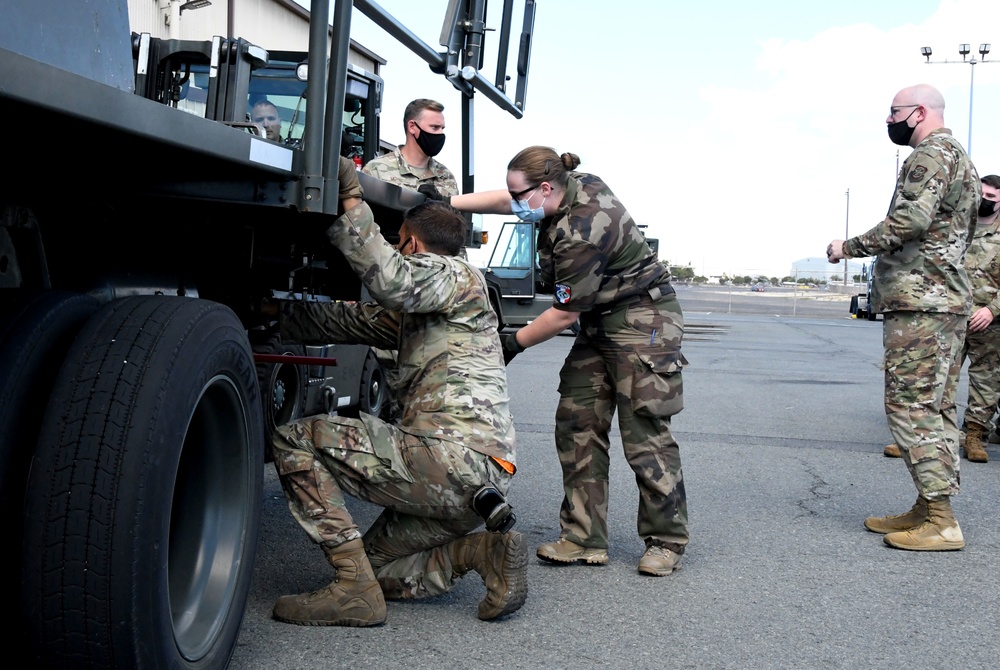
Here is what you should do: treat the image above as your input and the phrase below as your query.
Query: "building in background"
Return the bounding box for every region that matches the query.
[127,0,384,81]
[128,0,391,152]
[790,257,867,283]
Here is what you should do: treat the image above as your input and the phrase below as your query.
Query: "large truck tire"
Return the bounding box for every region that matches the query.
[0,291,98,644]
[22,296,264,669]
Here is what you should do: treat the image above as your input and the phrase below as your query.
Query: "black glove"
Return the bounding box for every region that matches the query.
[338,156,364,200]
[417,183,445,201]
[501,332,526,366]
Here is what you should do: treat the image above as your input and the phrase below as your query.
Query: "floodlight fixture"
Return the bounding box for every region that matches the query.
[919,41,998,155]
[180,0,212,12]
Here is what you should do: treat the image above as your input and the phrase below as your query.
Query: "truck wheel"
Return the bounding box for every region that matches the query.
[359,349,388,418]
[22,296,264,669]
[0,291,98,631]
[252,329,306,455]
[867,308,877,321]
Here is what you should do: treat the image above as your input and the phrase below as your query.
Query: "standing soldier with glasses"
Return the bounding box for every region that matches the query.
[827,84,980,551]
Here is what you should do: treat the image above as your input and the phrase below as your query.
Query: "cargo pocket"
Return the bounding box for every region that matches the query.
[883,346,938,405]
[273,452,330,518]
[631,348,687,418]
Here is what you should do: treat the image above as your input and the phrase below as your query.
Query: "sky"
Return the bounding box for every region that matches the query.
[332,0,1000,279]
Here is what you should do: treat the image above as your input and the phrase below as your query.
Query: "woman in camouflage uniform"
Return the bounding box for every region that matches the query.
[452,146,688,576]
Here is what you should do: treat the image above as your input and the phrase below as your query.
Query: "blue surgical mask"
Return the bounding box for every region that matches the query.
[510,189,547,223]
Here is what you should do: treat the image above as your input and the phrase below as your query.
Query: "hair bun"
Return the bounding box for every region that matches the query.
[561,152,581,170]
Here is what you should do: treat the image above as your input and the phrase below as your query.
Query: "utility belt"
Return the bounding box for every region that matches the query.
[588,281,674,318]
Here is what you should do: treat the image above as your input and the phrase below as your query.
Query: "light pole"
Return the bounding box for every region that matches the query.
[921,43,995,157]
[844,188,850,285]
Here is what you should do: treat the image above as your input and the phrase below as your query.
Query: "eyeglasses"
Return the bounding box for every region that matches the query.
[509,184,539,200]
[889,104,920,117]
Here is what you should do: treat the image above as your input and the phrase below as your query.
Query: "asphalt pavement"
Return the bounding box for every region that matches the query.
[230,286,1000,670]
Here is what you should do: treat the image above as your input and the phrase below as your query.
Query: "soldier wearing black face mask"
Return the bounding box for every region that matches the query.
[826,84,981,553]
[360,99,462,424]
[951,174,1000,463]
[361,98,459,198]
[883,175,1000,463]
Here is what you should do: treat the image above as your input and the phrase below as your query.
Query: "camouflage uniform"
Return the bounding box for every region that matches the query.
[959,215,1000,431]
[274,201,515,598]
[363,147,461,418]
[538,172,688,554]
[843,128,979,500]
[362,146,459,196]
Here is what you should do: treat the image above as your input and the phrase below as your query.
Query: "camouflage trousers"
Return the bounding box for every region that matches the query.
[959,321,1000,431]
[556,290,688,554]
[882,311,966,499]
[272,413,511,598]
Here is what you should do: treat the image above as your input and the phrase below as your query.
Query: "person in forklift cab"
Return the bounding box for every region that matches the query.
[251,98,282,142]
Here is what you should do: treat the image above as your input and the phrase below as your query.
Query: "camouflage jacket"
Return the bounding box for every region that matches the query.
[966,215,1000,317]
[278,202,514,465]
[537,171,669,313]
[362,146,459,196]
[844,128,979,314]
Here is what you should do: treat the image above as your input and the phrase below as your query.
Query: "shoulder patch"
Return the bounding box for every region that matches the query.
[908,165,927,183]
[554,284,572,304]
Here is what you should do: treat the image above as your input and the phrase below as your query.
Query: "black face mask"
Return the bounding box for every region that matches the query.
[979,198,999,218]
[414,124,446,157]
[887,108,918,146]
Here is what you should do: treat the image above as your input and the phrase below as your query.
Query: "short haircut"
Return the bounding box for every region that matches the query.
[251,99,278,113]
[403,99,444,132]
[402,201,466,256]
[982,174,1000,191]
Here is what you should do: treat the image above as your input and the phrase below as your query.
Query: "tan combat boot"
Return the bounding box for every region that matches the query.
[864,496,928,534]
[447,530,528,620]
[638,545,682,577]
[963,424,989,463]
[883,443,901,458]
[273,539,387,626]
[536,537,609,565]
[883,497,965,551]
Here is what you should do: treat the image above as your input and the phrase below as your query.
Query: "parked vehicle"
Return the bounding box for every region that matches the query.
[849,259,878,321]
[481,220,658,334]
